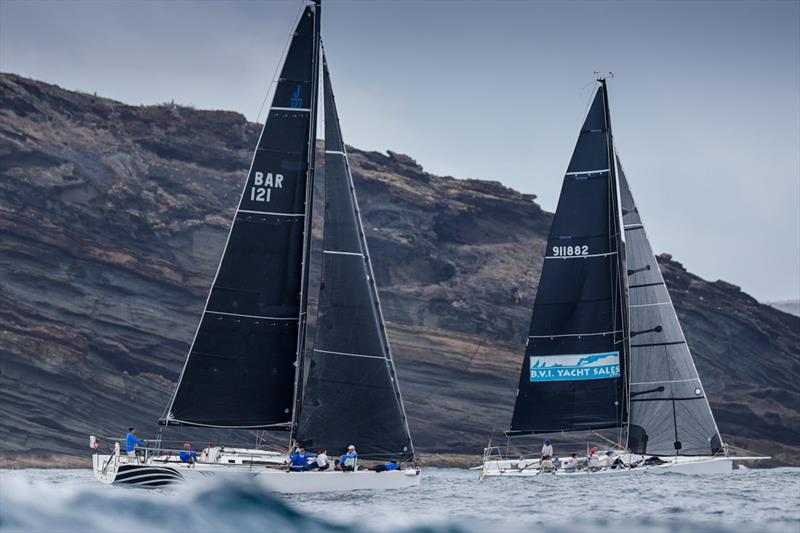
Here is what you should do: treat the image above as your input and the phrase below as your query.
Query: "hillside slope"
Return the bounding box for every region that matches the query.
[1,74,797,464]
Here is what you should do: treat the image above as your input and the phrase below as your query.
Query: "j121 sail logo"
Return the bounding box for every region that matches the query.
[290,84,303,108]
[530,352,620,382]
[250,172,283,203]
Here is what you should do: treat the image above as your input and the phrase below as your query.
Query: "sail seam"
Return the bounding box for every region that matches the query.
[313,348,385,360]
[630,301,670,308]
[565,168,610,175]
[205,310,299,321]
[529,329,622,339]
[325,150,347,155]
[162,418,292,429]
[631,340,686,348]
[631,378,699,385]
[631,396,706,403]
[322,250,363,257]
[624,224,644,230]
[545,251,616,259]
[238,209,306,217]
[629,281,665,288]
[271,106,311,112]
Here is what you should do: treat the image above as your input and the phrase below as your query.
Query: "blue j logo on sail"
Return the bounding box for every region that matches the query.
[290,84,303,108]
[529,352,620,382]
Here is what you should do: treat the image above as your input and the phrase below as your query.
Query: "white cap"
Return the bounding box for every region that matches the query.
[348,445,355,450]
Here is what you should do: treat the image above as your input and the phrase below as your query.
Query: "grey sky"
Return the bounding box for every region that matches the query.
[1,0,798,302]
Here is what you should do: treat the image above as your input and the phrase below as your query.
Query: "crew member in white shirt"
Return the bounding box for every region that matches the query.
[309,449,329,471]
[564,452,579,472]
[600,451,614,468]
[541,439,553,459]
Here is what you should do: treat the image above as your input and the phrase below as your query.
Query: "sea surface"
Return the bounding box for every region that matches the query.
[0,467,798,532]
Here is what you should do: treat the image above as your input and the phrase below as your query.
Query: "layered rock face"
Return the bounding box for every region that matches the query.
[1,74,797,464]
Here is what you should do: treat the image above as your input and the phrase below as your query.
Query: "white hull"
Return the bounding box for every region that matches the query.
[92,453,272,486]
[480,454,740,478]
[93,453,421,493]
[256,468,421,493]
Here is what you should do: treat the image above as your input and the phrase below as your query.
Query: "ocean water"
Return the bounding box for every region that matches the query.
[0,467,798,532]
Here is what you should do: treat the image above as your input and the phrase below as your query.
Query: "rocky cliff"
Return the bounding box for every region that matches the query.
[1,74,797,465]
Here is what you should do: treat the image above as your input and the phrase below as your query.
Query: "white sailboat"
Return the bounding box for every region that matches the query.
[91,0,420,492]
[480,78,768,478]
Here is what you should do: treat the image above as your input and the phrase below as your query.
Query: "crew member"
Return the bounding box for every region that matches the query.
[564,453,579,472]
[541,439,553,459]
[179,442,199,464]
[588,448,601,471]
[125,427,145,459]
[338,445,358,471]
[308,449,329,471]
[289,447,310,472]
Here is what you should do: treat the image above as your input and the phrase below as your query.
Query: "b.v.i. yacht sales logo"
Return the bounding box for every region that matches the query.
[530,352,620,382]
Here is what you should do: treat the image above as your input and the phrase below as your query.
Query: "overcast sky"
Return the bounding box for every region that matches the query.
[1,0,798,302]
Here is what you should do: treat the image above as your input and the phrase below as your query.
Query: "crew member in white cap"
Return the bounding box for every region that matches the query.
[337,445,358,471]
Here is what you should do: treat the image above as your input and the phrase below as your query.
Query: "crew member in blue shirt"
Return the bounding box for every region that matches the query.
[337,445,358,471]
[179,442,199,464]
[289,446,311,472]
[374,461,399,472]
[125,427,145,459]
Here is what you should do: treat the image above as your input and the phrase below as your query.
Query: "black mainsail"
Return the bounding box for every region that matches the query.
[294,54,414,460]
[509,82,628,435]
[162,4,321,429]
[619,159,722,455]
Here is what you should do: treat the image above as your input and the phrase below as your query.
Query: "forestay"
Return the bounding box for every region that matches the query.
[620,160,722,455]
[294,55,414,461]
[162,5,320,429]
[509,85,628,435]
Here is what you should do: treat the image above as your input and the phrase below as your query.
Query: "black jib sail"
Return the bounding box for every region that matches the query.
[619,159,723,455]
[509,83,628,435]
[294,54,415,460]
[162,4,321,429]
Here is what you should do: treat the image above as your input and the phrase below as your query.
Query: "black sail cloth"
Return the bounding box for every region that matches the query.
[163,6,319,428]
[620,160,722,455]
[509,86,627,435]
[295,55,414,461]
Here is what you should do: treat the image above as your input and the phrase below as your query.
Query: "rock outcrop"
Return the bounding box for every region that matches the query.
[1,74,797,464]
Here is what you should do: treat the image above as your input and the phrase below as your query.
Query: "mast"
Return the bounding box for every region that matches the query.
[598,77,631,445]
[289,0,322,447]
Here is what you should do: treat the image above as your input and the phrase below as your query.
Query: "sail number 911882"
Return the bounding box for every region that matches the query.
[552,245,589,256]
